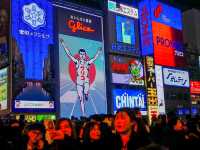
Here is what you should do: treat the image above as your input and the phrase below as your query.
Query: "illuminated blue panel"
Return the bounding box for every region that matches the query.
[139,0,154,56]
[12,0,53,80]
[151,0,182,30]
[116,15,135,45]
[112,88,147,114]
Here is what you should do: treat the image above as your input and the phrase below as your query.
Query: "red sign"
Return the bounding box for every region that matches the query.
[152,21,185,67]
[67,20,95,33]
[190,81,200,94]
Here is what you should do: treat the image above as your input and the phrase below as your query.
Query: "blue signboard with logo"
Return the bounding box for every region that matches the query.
[150,0,182,30]
[112,88,147,115]
[139,0,182,56]
[11,0,55,113]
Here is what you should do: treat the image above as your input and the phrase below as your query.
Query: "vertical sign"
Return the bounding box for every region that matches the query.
[155,65,165,114]
[0,0,10,68]
[58,6,107,118]
[12,0,55,112]
[144,56,158,122]
[139,0,153,56]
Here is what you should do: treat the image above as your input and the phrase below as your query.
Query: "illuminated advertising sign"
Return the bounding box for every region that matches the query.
[12,0,55,112]
[151,0,182,30]
[190,81,200,94]
[110,55,144,86]
[155,65,165,114]
[152,21,185,67]
[139,0,153,56]
[163,68,189,87]
[139,0,184,61]
[0,0,10,68]
[108,0,138,18]
[112,88,147,115]
[191,95,200,105]
[108,1,140,56]
[58,6,107,118]
[0,67,8,111]
[144,56,159,121]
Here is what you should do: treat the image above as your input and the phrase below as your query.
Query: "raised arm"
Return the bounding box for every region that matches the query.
[60,38,78,63]
[88,47,102,64]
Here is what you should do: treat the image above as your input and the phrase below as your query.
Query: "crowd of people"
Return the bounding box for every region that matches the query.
[0,108,200,150]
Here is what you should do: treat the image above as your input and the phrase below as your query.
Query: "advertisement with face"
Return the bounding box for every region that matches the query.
[11,0,55,112]
[0,0,9,68]
[0,67,8,111]
[58,6,107,117]
[107,0,140,56]
[112,88,147,115]
[110,55,144,86]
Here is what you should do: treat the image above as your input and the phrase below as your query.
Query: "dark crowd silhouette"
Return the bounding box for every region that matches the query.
[0,108,200,150]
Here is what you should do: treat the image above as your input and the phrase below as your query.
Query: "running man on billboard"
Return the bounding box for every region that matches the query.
[60,38,102,116]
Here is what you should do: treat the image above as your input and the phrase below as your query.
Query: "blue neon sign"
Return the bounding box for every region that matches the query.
[12,0,53,80]
[113,88,147,114]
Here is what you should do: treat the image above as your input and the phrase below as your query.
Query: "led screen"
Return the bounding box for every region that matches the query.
[116,15,135,45]
[0,67,8,111]
[152,21,185,67]
[11,0,55,112]
[110,55,144,86]
[108,1,140,56]
[58,6,107,118]
[0,0,10,68]
[163,67,189,87]
[112,88,147,115]
[139,0,183,58]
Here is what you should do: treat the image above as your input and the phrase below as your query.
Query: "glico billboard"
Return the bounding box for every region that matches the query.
[107,0,140,56]
[110,55,144,86]
[139,0,185,67]
[11,0,55,113]
[112,88,147,115]
[57,5,107,118]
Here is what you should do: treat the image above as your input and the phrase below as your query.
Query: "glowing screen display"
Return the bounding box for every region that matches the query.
[108,1,140,56]
[112,88,147,115]
[110,55,144,86]
[58,6,107,118]
[11,0,55,112]
[152,21,185,67]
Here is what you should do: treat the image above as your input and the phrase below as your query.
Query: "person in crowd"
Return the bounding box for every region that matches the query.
[23,123,48,150]
[112,108,150,150]
[168,117,188,149]
[48,118,80,150]
[82,121,111,150]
